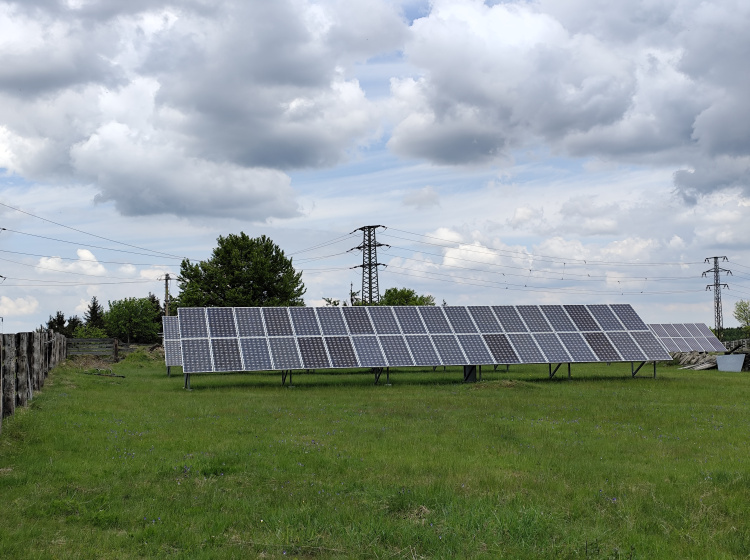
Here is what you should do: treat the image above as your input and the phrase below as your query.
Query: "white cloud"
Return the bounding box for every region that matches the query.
[0,295,38,317]
[403,185,440,208]
[37,249,106,276]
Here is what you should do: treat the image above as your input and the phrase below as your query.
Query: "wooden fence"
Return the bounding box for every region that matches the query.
[1,331,66,435]
[67,338,119,360]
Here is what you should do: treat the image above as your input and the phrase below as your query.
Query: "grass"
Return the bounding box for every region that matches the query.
[1,351,749,559]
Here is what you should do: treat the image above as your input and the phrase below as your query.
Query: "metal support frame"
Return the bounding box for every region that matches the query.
[549,363,572,379]
[631,361,656,378]
[282,370,293,386]
[167,365,171,377]
[184,371,191,390]
[463,365,477,383]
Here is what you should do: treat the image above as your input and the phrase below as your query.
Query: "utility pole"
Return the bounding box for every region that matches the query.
[164,273,171,316]
[703,256,731,339]
[350,225,389,305]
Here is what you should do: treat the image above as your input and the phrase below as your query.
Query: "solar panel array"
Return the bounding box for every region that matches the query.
[162,316,182,366]
[173,304,671,373]
[648,323,726,353]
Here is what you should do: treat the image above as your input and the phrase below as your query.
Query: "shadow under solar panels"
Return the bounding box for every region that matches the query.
[240,338,272,371]
[298,337,330,369]
[211,338,243,371]
[352,336,387,367]
[325,336,359,368]
[378,336,414,366]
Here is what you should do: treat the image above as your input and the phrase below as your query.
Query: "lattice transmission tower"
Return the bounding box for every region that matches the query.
[350,225,389,305]
[702,256,731,339]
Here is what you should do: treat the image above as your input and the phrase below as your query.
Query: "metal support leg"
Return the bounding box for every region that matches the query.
[568,363,571,379]
[386,367,390,384]
[478,365,482,381]
[184,371,191,390]
[373,367,383,385]
[653,361,656,378]
[549,363,562,379]
[631,361,646,378]
[167,366,171,377]
[282,370,293,386]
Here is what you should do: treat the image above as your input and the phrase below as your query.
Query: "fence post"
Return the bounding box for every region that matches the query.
[2,333,17,419]
[16,333,29,407]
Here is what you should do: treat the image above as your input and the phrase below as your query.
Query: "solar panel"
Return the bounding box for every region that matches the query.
[610,304,648,330]
[431,335,467,365]
[492,306,527,332]
[606,332,645,361]
[467,306,503,333]
[540,305,576,332]
[630,331,672,360]
[379,336,414,366]
[405,335,441,365]
[367,307,401,334]
[324,336,359,368]
[316,307,348,335]
[342,306,374,335]
[516,305,552,332]
[649,324,669,337]
[583,332,621,361]
[694,337,715,353]
[695,323,715,337]
[211,339,243,371]
[351,336,388,367]
[708,337,727,352]
[393,307,427,334]
[240,338,272,371]
[660,337,680,352]
[672,337,691,352]
[163,316,181,340]
[564,305,600,331]
[661,324,680,337]
[532,333,571,363]
[457,334,494,364]
[557,333,597,362]
[483,334,520,363]
[181,338,212,373]
[164,340,183,366]
[205,307,237,338]
[268,337,302,369]
[683,337,701,350]
[235,308,266,337]
[508,333,546,363]
[297,337,331,369]
[587,305,624,331]
[443,307,478,333]
[263,308,293,336]
[685,324,703,337]
[418,306,452,333]
[289,307,321,336]
[673,324,692,337]
[179,308,208,338]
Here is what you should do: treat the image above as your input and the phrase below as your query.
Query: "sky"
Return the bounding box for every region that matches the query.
[1,0,749,334]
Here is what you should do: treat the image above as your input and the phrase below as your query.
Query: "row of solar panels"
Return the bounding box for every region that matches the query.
[169,303,651,340]
[648,323,726,353]
[163,305,678,373]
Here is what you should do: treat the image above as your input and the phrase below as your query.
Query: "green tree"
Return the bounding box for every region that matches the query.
[84,296,106,329]
[378,287,435,306]
[176,233,305,307]
[45,311,83,337]
[104,297,161,344]
[734,300,750,336]
[72,324,109,339]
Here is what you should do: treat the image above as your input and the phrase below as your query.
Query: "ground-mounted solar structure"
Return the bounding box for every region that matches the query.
[165,304,675,388]
[162,315,182,371]
[648,323,726,353]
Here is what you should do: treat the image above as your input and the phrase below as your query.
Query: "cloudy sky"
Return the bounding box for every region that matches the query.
[1,0,749,334]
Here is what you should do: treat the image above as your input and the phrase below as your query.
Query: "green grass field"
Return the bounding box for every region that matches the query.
[1,352,749,559]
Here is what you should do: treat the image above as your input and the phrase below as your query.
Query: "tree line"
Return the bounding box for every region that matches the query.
[45,232,436,342]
